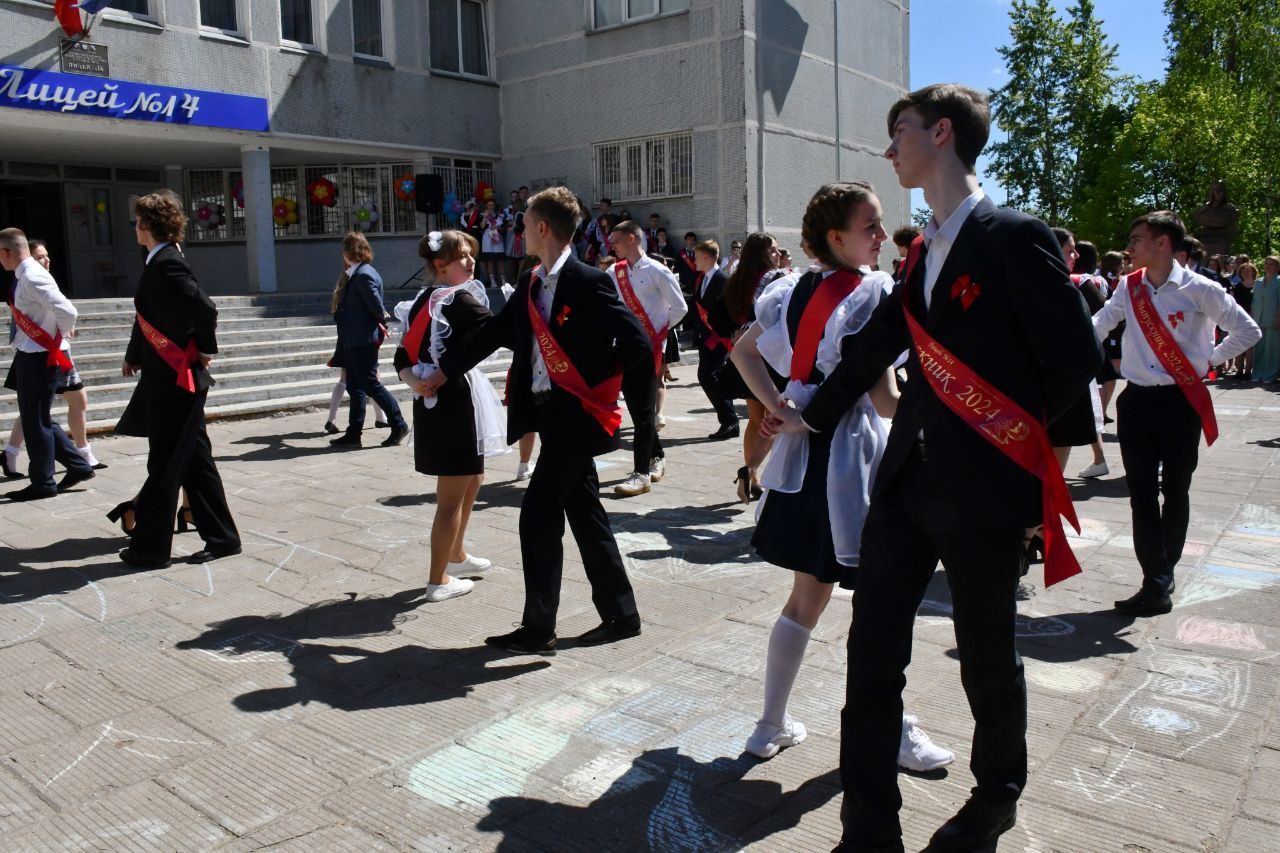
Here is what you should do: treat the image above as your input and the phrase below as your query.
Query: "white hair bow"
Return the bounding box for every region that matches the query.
[427,231,443,252]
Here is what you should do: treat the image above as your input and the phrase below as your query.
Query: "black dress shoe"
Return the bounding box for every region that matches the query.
[323,420,341,435]
[1114,588,1172,616]
[119,548,171,569]
[92,462,109,470]
[375,420,390,429]
[57,469,95,491]
[188,544,243,564]
[485,626,556,655]
[1,454,23,479]
[708,423,740,441]
[330,433,362,447]
[924,796,1016,852]
[575,615,641,646]
[7,484,57,502]
[381,424,408,447]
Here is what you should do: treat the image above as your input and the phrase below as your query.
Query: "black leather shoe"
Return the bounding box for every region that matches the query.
[330,433,362,447]
[708,423,740,441]
[375,420,390,429]
[188,545,243,564]
[575,615,641,647]
[1114,588,1172,616]
[485,626,556,655]
[7,484,56,502]
[119,548,171,569]
[381,424,408,447]
[924,797,1017,852]
[323,420,341,435]
[57,469,95,491]
[1,454,23,479]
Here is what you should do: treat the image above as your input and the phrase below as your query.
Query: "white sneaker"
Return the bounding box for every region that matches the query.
[649,458,666,482]
[656,415,667,432]
[898,715,953,771]
[745,714,807,759]
[424,576,474,602]
[516,461,532,481]
[1077,461,1109,479]
[614,473,651,496]
[448,554,493,578]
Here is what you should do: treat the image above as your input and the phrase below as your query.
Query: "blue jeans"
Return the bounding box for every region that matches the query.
[14,351,92,490]
[343,343,404,435]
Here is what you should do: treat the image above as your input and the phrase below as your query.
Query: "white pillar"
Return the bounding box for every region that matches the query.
[240,145,277,293]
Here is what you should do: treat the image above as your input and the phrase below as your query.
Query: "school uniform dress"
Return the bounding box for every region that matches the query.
[1047,274,1107,446]
[480,213,507,263]
[751,269,891,584]
[116,243,239,561]
[392,282,507,476]
[1093,262,1260,596]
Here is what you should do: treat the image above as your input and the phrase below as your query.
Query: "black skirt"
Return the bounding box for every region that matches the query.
[663,329,681,364]
[1047,388,1098,447]
[751,430,856,588]
[412,373,484,476]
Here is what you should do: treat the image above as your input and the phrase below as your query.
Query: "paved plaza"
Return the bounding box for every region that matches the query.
[1,375,1278,852]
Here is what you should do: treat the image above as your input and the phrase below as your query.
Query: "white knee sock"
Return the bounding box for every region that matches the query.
[328,380,345,423]
[761,614,812,727]
[373,402,387,423]
[76,444,99,467]
[4,444,19,464]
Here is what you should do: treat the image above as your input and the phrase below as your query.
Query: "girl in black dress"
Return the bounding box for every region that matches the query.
[394,230,508,602]
[1049,227,1108,478]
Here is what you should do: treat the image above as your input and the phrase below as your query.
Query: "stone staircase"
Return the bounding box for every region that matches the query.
[0,290,513,436]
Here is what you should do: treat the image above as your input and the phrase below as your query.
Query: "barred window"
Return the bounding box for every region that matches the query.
[594,131,693,203]
[187,169,230,241]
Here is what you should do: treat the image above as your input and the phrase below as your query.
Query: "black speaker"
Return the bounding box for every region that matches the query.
[415,173,444,214]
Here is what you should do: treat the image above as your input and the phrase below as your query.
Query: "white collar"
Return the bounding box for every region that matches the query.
[535,245,574,282]
[1143,260,1189,290]
[924,189,985,246]
[345,260,363,278]
[145,242,171,265]
[15,257,42,278]
[626,251,653,269]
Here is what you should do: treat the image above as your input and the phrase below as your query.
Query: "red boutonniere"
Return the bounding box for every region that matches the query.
[1167,310,1184,328]
[950,275,981,310]
[556,305,572,327]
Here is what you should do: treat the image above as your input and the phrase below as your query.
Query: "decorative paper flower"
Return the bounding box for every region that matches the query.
[353,201,379,232]
[442,192,462,224]
[307,176,338,207]
[195,204,224,229]
[426,231,443,252]
[272,196,298,227]
[473,181,494,203]
[95,201,107,213]
[556,305,572,326]
[395,174,416,202]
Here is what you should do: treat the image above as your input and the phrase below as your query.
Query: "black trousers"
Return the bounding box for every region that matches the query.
[1116,384,1201,595]
[621,362,662,474]
[131,385,240,561]
[518,432,638,636]
[840,452,1027,849]
[343,342,404,435]
[13,351,91,491]
[696,344,737,426]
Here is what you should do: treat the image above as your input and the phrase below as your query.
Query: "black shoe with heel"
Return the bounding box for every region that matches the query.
[107,501,136,535]
[735,466,751,504]
[176,506,195,534]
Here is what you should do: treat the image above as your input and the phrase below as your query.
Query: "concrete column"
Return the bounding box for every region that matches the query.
[240,145,277,293]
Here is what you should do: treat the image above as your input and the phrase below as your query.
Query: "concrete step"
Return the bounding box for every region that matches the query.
[10,333,348,368]
[55,348,346,387]
[1,314,338,347]
[1,323,368,358]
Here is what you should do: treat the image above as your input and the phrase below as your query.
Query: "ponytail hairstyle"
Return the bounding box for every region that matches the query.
[418,229,479,282]
[725,232,777,324]
[800,181,876,270]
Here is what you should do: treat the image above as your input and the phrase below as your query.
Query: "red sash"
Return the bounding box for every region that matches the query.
[10,305,73,371]
[1125,269,1218,445]
[900,237,1082,587]
[680,250,697,272]
[790,270,861,383]
[694,274,732,353]
[615,261,666,376]
[400,284,472,365]
[527,279,624,435]
[136,312,200,393]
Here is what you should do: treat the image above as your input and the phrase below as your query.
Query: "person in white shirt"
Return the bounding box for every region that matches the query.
[719,239,743,276]
[0,227,95,500]
[1093,210,1260,616]
[606,220,688,496]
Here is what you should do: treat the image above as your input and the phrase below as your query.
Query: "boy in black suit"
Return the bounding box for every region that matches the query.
[767,84,1101,852]
[690,241,739,439]
[425,187,652,655]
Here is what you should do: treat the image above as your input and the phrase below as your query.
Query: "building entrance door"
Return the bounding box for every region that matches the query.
[65,183,128,299]
[0,179,69,295]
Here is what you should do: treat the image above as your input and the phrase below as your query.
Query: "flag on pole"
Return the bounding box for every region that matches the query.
[53,0,84,36]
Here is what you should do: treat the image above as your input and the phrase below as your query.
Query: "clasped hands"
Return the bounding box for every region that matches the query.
[760,398,808,437]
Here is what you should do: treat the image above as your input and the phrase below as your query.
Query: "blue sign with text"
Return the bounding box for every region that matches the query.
[0,64,269,132]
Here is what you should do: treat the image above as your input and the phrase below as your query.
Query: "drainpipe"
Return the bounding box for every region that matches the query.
[833,0,841,179]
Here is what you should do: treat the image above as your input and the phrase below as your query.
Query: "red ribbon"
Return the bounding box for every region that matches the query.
[680,250,697,272]
[526,277,624,435]
[694,277,732,353]
[1126,269,1218,445]
[790,270,861,383]
[615,260,667,376]
[10,305,73,372]
[900,237,1082,587]
[136,312,199,393]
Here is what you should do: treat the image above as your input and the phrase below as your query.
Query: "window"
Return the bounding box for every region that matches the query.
[430,0,489,78]
[594,132,693,202]
[593,0,687,29]
[280,0,313,45]
[352,0,384,58]
[200,0,239,34]
[109,0,151,16]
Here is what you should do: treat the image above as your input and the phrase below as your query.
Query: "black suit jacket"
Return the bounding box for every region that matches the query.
[438,254,651,457]
[674,248,700,292]
[690,269,735,349]
[125,244,218,393]
[803,198,1102,528]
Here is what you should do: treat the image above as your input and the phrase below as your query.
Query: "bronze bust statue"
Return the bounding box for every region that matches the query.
[1194,180,1240,256]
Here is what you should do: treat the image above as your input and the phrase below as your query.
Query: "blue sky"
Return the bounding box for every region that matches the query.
[908,0,1169,213]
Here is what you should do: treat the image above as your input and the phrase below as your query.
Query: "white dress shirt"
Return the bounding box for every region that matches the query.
[530,245,574,393]
[608,251,687,336]
[922,188,985,310]
[1093,261,1261,385]
[12,257,75,353]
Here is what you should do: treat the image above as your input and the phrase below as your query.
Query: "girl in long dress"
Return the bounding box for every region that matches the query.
[731,183,952,771]
[394,230,509,601]
[1252,256,1280,383]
